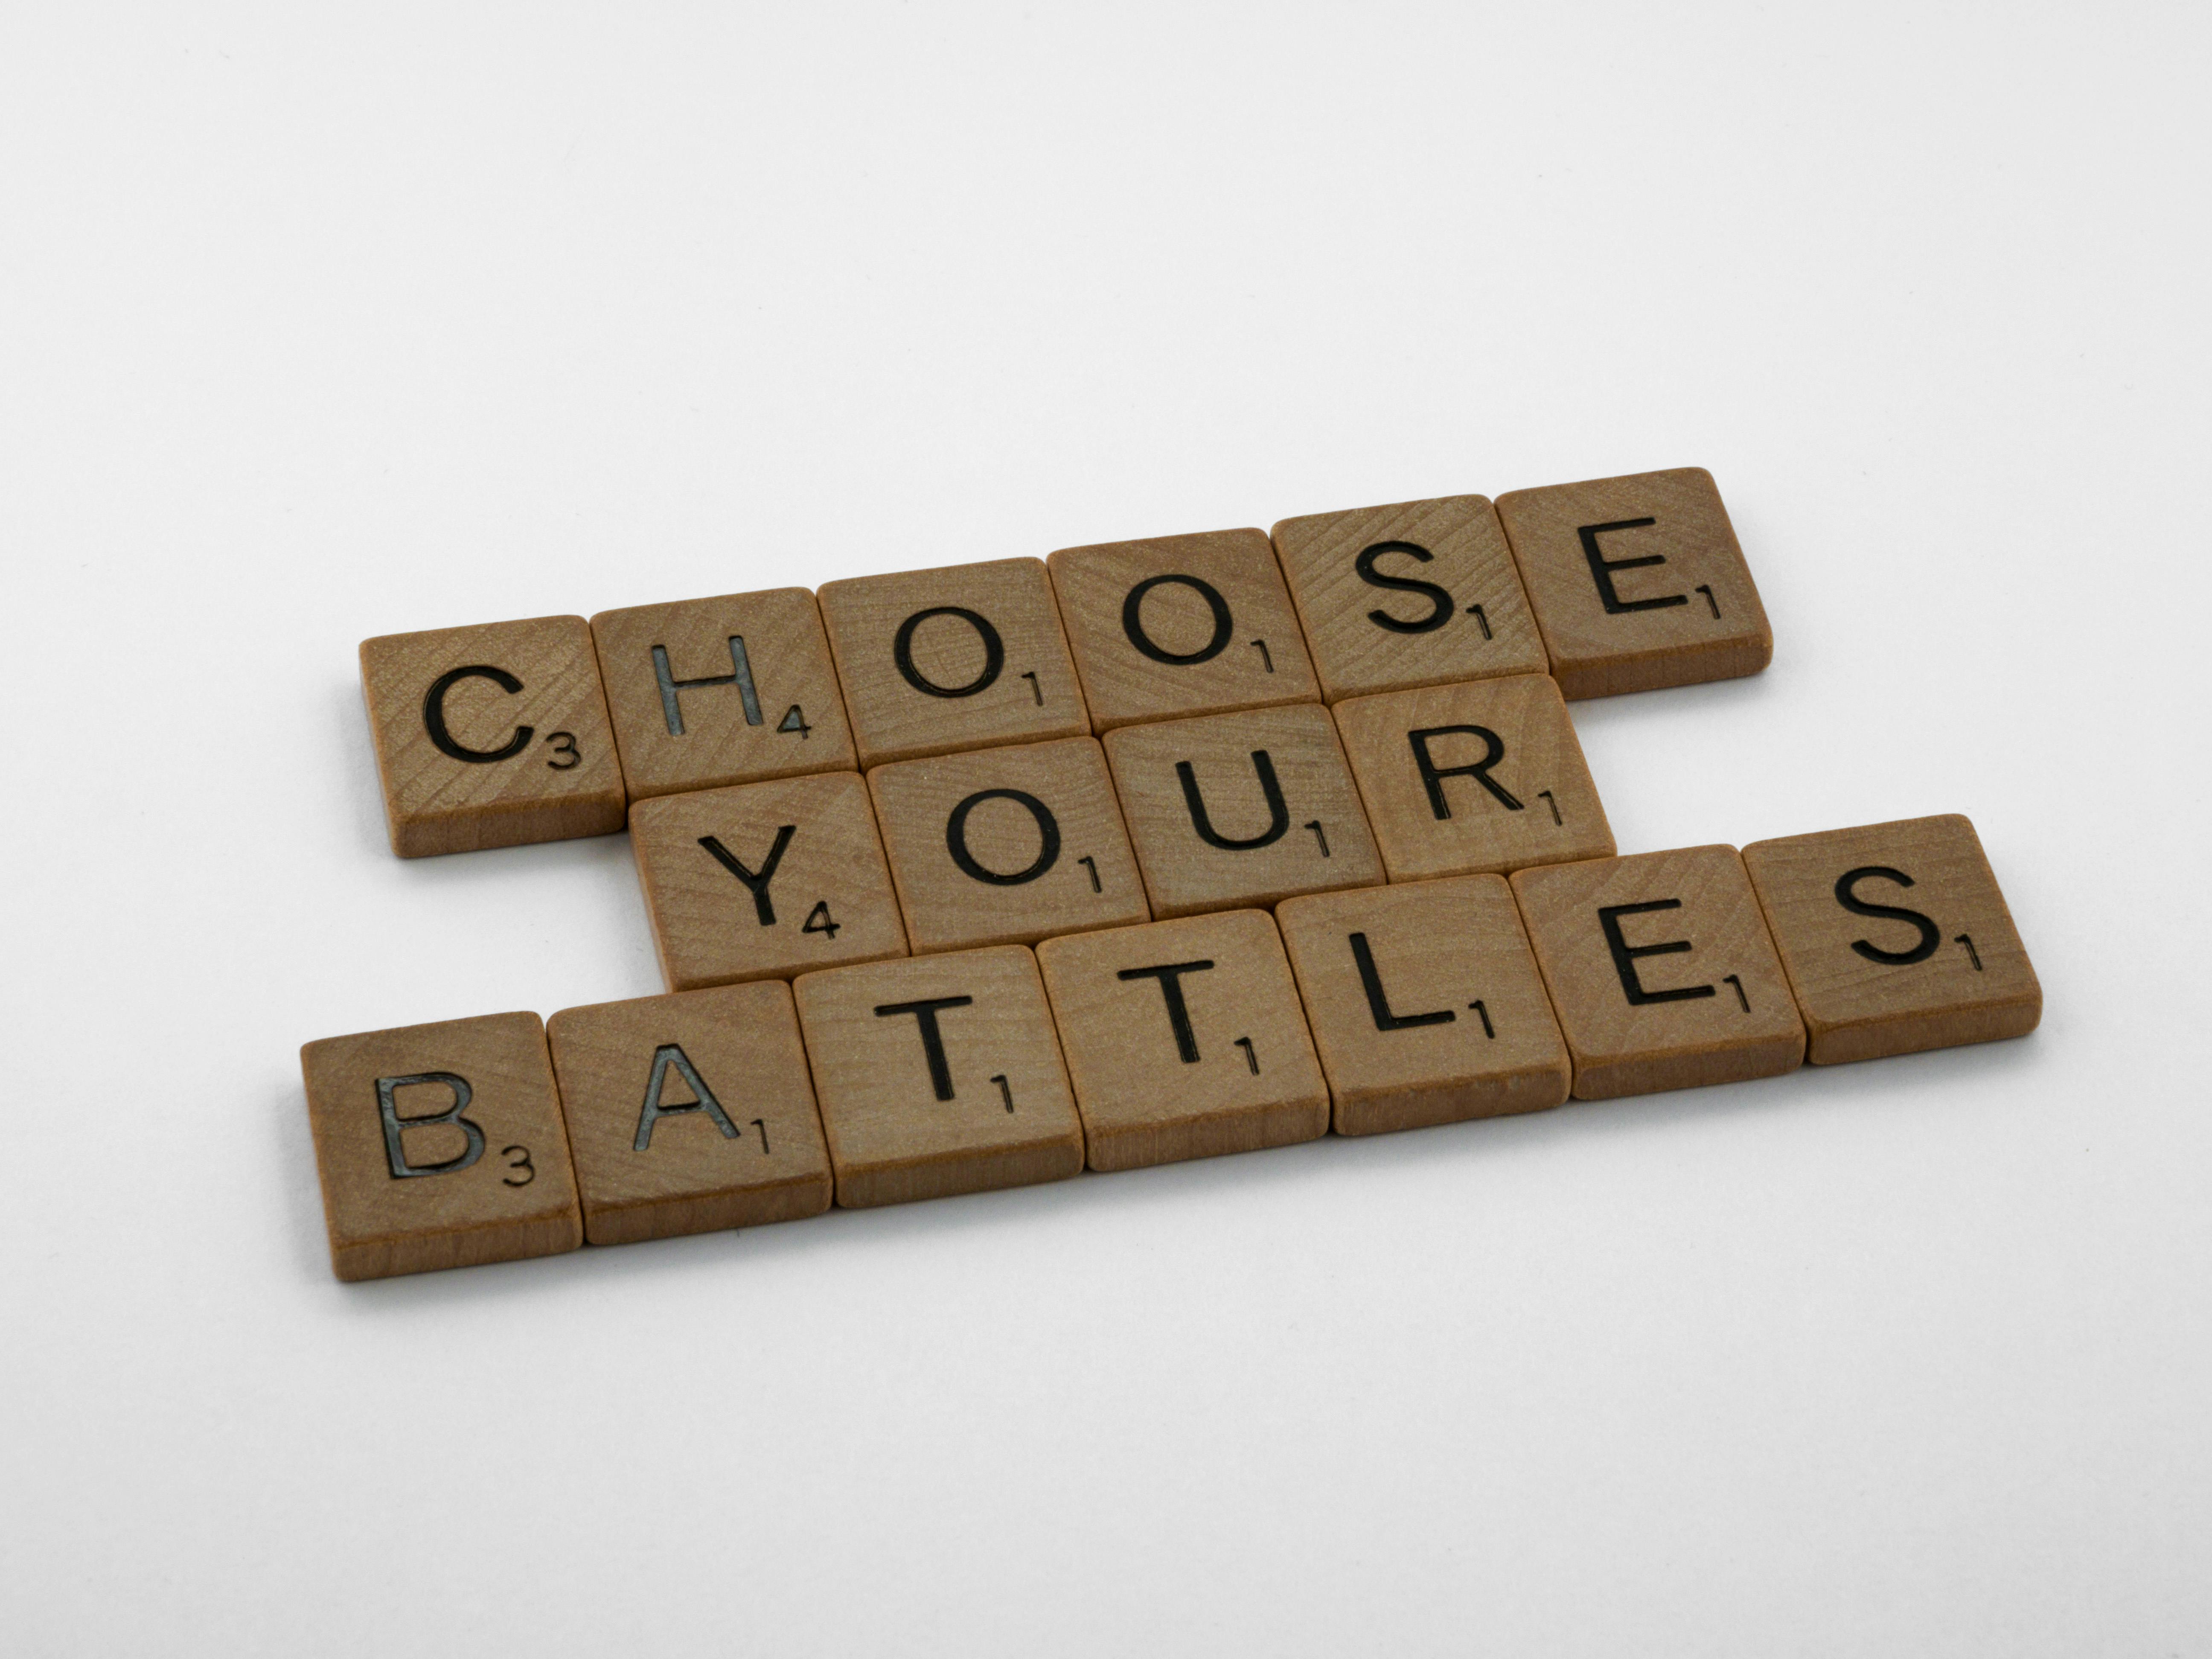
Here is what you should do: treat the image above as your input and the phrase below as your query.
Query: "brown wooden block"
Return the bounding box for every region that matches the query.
[1103,703,1382,918]
[1276,876,1571,1136]
[867,736,1148,954]
[1036,910,1329,1172]
[1046,528,1320,731]
[1493,468,1773,699]
[1334,673,1614,881]
[1271,495,1549,702]
[793,946,1083,1208]
[1742,814,2042,1065]
[546,981,832,1245]
[590,588,855,800]
[630,772,908,990]
[359,615,627,857]
[1511,846,1805,1100]
[818,557,1091,768]
[300,1011,583,1281]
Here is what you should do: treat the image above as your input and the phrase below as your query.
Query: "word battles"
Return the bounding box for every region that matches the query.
[305,469,2040,1280]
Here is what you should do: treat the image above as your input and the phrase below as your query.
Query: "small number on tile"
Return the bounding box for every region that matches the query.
[989,1073,1015,1113]
[1468,999,1495,1038]
[501,1144,536,1187]
[1077,855,1100,892]
[1251,639,1274,674]
[778,704,812,738]
[544,731,581,769]
[1234,1036,1259,1074]
[1723,973,1750,1012]
[1956,934,1983,971]
[1304,820,1331,858]
[803,900,841,940]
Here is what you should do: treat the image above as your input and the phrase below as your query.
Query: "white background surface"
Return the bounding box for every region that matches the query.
[3,5,2206,1654]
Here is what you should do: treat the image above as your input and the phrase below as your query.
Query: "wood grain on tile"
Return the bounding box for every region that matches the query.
[868,736,1148,953]
[1103,703,1382,918]
[359,615,627,857]
[1277,876,1570,1135]
[818,557,1091,767]
[1493,468,1772,699]
[630,771,908,990]
[1743,814,2041,1064]
[300,1011,583,1281]
[1334,673,1614,880]
[1046,528,1319,731]
[1271,495,1548,702]
[590,588,855,800]
[1036,910,1329,1172]
[546,981,832,1244]
[793,946,1083,1207]
[1511,846,1805,1100]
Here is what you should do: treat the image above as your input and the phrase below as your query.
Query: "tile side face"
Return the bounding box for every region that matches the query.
[1494,468,1772,699]
[818,557,1091,766]
[1047,529,1320,730]
[547,982,832,1243]
[1742,814,2041,1063]
[1272,495,1548,701]
[1036,910,1329,1171]
[794,947,1084,1207]
[1335,673,1614,880]
[1512,847,1805,1100]
[360,615,627,856]
[300,1012,584,1280]
[1277,876,1571,1135]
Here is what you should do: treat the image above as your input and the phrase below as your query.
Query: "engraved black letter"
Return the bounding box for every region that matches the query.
[894,606,1005,699]
[1348,933,1455,1030]
[634,1044,742,1151]
[1122,574,1233,665]
[375,1072,486,1179]
[1355,541,1453,633]
[653,637,763,734]
[1578,518,1687,614]
[699,824,796,925]
[873,996,975,1101]
[1408,725,1522,818]
[1596,899,1715,1005]
[1834,866,1941,965]
[1176,751,1289,850]
[1116,959,1217,1062]
[422,666,533,763]
[946,789,1062,885]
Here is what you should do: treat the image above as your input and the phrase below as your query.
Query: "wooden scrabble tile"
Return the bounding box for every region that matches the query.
[1276,876,1571,1136]
[867,736,1148,953]
[359,615,627,857]
[1271,495,1549,702]
[630,772,908,990]
[793,946,1084,1208]
[1333,673,1615,881]
[1511,846,1805,1100]
[546,981,832,1244]
[1493,468,1773,699]
[590,588,856,800]
[1742,814,2042,1064]
[1036,910,1329,1172]
[1046,528,1320,731]
[1102,703,1382,918]
[818,557,1091,768]
[300,1011,583,1281]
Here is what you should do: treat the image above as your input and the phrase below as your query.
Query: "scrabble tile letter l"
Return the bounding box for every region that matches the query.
[1512,846,1805,1099]
[1494,468,1772,699]
[300,1011,584,1280]
[1743,814,2041,1064]
[359,615,627,856]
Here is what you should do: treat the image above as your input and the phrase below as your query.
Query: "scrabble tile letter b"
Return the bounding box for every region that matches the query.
[1493,468,1773,699]
[1047,528,1319,731]
[794,947,1084,1207]
[590,589,856,800]
[300,1011,584,1280]
[359,615,627,857]
[1743,814,2041,1064]
[1512,846,1805,1099]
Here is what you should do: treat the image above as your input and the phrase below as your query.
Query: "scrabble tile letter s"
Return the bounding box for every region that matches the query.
[300,1011,584,1280]
[359,615,627,856]
[1494,468,1772,699]
[1047,529,1319,731]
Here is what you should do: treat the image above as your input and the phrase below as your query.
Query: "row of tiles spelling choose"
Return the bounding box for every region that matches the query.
[635,678,1614,986]
[303,819,2039,1281]
[361,469,1773,858]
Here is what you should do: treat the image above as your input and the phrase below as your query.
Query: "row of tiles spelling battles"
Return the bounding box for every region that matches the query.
[305,819,2039,1280]
[362,470,1773,858]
